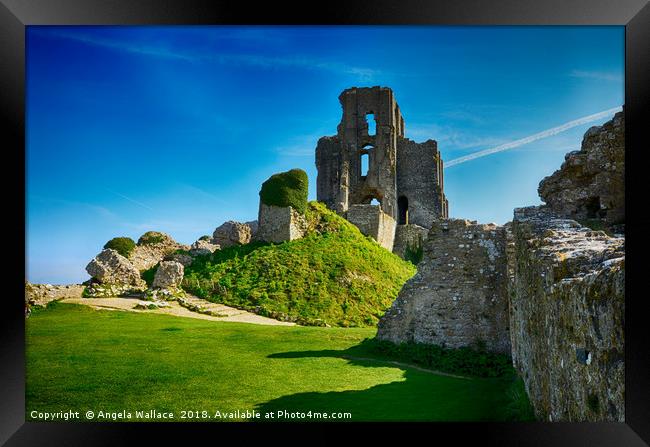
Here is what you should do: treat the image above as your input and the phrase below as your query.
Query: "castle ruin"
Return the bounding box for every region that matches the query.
[316,86,448,251]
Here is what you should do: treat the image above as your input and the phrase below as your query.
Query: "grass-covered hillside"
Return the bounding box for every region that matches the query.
[181,202,416,327]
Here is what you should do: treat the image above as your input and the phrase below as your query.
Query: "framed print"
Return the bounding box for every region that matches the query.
[2,0,649,445]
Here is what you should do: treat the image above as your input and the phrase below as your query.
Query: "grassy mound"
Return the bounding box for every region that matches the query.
[103,237,136,258]
[259,168,308,214]
[182,202,416,327]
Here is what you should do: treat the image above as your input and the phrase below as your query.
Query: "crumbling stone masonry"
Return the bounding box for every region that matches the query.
[538,111,624,234]
[316,87,448,251]
[509,206,625,421]
[346,204,396,251]
[129,232,188,272]
[377,219,511,354]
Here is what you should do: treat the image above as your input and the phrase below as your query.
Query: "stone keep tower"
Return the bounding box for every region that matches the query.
[316,86,448,252]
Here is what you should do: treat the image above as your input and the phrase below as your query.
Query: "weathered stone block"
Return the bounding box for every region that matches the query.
[212,221,252,247]
[255,203,307,243]
[152,261,184,289]
[86,248,145,288]
[346,204,396,251]
[189,239,220,256]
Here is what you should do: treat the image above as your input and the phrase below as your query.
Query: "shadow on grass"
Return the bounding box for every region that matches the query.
[255,340,535,422]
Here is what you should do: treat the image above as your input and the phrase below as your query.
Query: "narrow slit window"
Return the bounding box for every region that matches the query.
[366,113,376,136]
[361,153,369,177]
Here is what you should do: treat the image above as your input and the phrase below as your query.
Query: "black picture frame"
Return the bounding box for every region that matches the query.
[3,0,649,445]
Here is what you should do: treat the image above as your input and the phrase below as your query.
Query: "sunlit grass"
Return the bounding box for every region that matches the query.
[26,303,534,422]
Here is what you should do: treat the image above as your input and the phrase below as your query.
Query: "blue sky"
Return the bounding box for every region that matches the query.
[26,26,624,284]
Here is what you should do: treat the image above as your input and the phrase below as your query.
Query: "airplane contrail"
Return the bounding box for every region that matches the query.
[105,188,155,211]
[445,106,623,168]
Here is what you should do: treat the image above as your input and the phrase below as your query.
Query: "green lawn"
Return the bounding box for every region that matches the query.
[26,303,534,422]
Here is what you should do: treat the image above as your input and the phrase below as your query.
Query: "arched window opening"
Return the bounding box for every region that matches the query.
[366,113,376,136]
[370,198,380,206]
[398,196,409,225]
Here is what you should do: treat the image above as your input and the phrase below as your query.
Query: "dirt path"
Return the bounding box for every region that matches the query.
[61,296,295,326]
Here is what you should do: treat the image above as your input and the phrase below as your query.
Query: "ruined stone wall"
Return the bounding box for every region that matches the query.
[396,138,448,227]
[538,111,624,233]
[315,136,342,213]
[509,206,625,421]
[377,219,510,353]
[392,224,428,259]
[346,204,396,251]
[338,86,401,219]
[315,87,404,220]
[255,203,307,243]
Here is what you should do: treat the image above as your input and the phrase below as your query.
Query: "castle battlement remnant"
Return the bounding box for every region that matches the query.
[316,87,448,251]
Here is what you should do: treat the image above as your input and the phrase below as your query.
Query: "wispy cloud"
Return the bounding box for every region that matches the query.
[44,30,380,81]
[274,132,325,157]
[445,106,622,167]
[407,123,503,150]
[438,109,487,125]
[48,30,195,61]
[569,69,623,82]
[105,188,155,211]
[177,183,230,205]
[211,53,379,80]
[28,195,119,219]
[123,219,206,233]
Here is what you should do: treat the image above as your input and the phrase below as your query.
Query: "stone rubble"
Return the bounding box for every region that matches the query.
[25,282,85,307]
[212,221,253,247]
[129,231,188,271]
